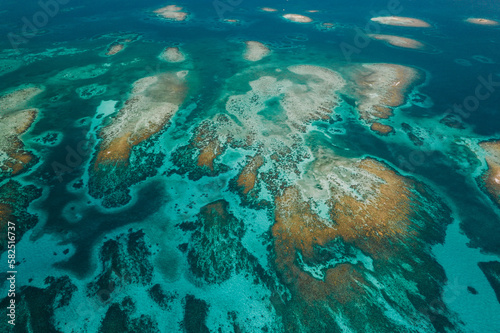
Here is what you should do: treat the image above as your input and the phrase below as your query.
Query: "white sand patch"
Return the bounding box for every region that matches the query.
[154,4,188,21]
[243,41,270,62]
[159,47,186,63]
[283,14,313,23]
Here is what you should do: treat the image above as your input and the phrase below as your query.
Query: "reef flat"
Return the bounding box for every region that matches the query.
[0,1,500,332]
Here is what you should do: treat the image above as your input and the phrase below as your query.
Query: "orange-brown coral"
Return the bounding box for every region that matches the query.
[328,159,421,257]
[236,155,264,194]
[273,186,368,303]
[196,136,223,171]
[479,141,500,206]
[270,157,450,331]
[370,122,394,135]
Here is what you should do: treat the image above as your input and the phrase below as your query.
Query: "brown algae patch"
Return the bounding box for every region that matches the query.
[479,141,500,206]
[282,14,313,23]
[243,41,271,62]
[466,18,499,26]
[368,34,425,49]
[371,16,431,27]
[95,71,189,167]
[159,47,186,63]
[154,4,188,21]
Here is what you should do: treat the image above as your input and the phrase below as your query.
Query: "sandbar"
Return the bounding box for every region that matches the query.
[283,14,313,23]
[466,18,499,26]
[368,34,424,49]
[371,16,431,27]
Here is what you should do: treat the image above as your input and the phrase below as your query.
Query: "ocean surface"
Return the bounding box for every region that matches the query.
[0,0,500,332]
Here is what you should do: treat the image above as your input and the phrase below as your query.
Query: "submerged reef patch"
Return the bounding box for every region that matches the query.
[0,181,42,253]
[56,64,110,80]
[0,86,43,179]
[76,83,107,99]
[0,276,76,332]
[243,41,271,62]
[0,109,38,178]
[89,71,189,207]
[159,47,186,63]
[271,154,454,332]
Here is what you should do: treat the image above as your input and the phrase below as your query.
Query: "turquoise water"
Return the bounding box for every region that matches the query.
[0,0,500,332]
